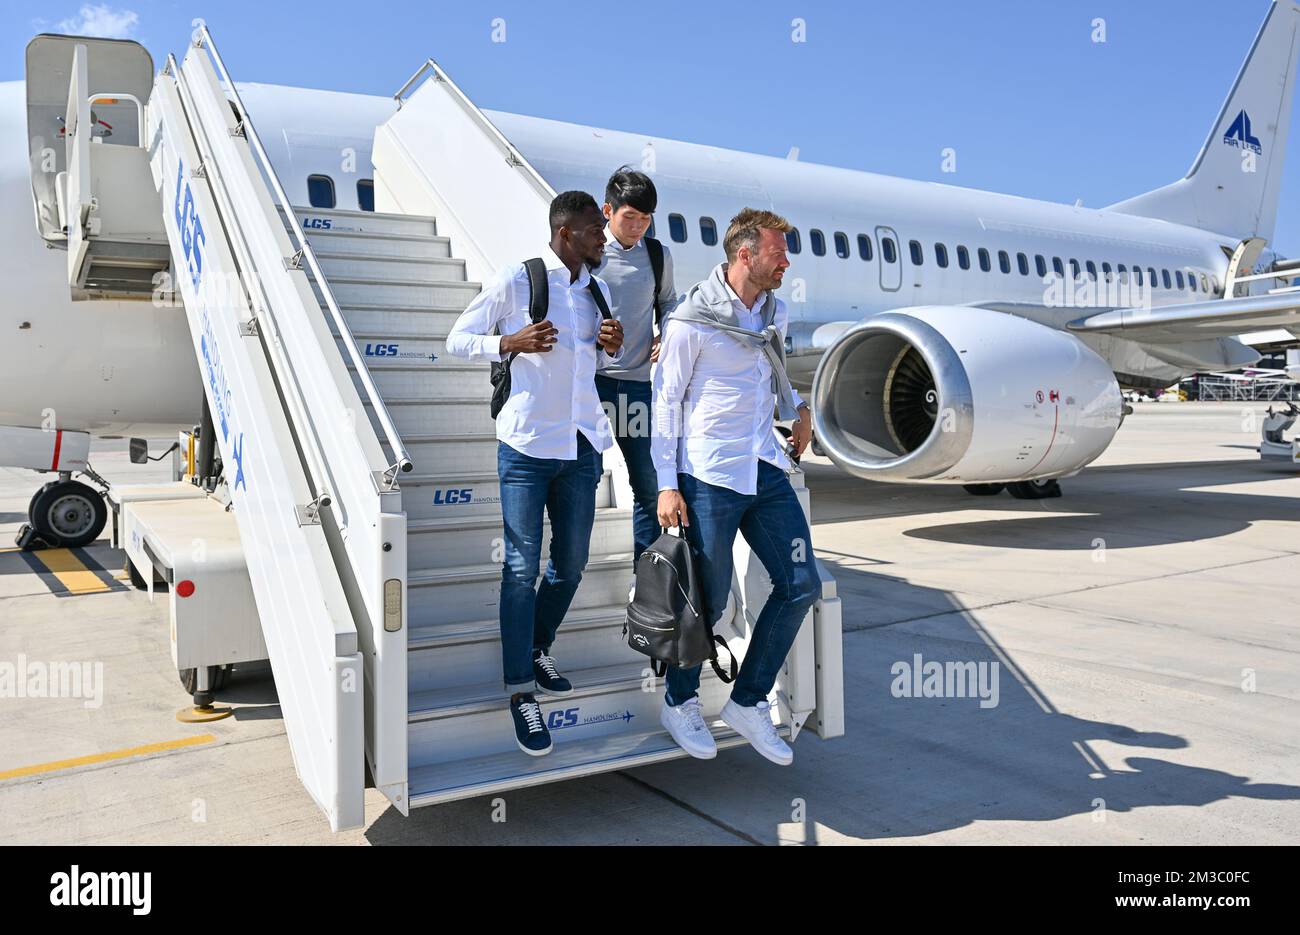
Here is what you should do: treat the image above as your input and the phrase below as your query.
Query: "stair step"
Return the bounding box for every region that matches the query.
[283,204,438,237]
[354,386,495,434]
[312,252,466,281]
[335,304,466,335]
[408,721,780,809]
[352,364,489,403]
[405,506,632,571]
[407,607,631,694]
[379,430,499,473]
[407,552,634,629]
[303,229,452,259]
[397,470,501,520]
[406,660,742,774]
[315,276,480,307]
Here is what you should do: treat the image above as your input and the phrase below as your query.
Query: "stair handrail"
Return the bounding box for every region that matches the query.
[194,24,413,481]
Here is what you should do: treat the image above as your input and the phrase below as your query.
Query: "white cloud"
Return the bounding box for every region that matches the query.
[56,4,140,39]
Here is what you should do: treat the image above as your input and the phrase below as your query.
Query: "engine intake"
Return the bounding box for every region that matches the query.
[810,307,1123,484]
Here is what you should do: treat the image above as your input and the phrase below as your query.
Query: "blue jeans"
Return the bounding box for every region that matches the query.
[497,434,602,689]
[665,461,821,708]
[595,374,658,561]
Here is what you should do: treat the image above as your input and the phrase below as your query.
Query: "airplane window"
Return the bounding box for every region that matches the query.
[978,248,991,272]
[1148,267,1158,287]
[1201,274,1209,291]
[699,216,718,246]
[1175,270,1185,289]
[909,240,924,265]
[957,245,970,270]
[1085,260,1097,280]
[1162,268,1172,289]
[1052,257,1064,277]
[834,232,850,258]
[1069,258,1080,280]
[1188,272,1197,292]
[1210,275,1219,292]
[307,174,336,209]
[356,179,375,212]
[882,237,897,263]
[1017,252,1029,276]
[998,250,1010,274]
[810,229,826,256]
[1117,263,1127,282]
[935,243,949,268]
[1101,261,1112,280]
[786,228,802,254]
[1134,267,1144,286]
[668,213,688,243]
[857,234,873,260]
[647,218,656,239]
[1035,255,1047,278]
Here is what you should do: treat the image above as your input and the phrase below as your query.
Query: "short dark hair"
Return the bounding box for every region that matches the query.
[723,207,793,261]
[604,166,657,215]
[549,190,600,234]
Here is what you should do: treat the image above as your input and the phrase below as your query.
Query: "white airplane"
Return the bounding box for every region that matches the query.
[3,1,1300,547]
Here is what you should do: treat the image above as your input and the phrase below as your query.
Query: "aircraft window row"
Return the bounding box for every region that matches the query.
[656,213,1221,295]
[306,174,376,211]
[923,239,1218,293]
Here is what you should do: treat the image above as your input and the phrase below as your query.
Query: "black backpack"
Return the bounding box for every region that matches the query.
[489,258,613,419]
[624,528,736,681]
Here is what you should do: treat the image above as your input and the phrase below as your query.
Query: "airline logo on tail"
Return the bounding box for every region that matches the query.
[1223,109,1263,154]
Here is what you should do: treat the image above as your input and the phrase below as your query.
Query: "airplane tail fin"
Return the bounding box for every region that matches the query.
[1107,1,1300,244]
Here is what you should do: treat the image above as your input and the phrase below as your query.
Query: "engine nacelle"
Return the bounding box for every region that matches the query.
[810,307,1124,484]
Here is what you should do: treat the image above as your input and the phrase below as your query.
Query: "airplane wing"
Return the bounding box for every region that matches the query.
[1065,290,1300,342]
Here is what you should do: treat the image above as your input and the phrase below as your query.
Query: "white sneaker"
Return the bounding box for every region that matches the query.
[660,696,717,759]
[721,699,793,766]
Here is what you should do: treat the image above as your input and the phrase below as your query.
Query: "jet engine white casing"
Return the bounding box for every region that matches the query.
[810,306,1124,484]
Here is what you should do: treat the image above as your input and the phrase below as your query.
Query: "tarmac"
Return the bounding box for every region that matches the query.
[0,400,1296,844]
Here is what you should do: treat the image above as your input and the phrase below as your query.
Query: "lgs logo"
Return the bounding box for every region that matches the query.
[302,217,333,229]
[364,343,400,357]
[433,488,473,505]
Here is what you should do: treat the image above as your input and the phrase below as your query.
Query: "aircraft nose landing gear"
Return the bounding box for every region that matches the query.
[16,477,108,550]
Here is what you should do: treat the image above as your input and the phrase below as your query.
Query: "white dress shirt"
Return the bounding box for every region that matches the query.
[446,250,621,460]
[652,280,806,495]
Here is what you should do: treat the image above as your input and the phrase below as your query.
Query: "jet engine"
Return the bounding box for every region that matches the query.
[810,307,1124,484]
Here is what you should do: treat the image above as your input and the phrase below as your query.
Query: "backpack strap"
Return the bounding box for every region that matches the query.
[707,634,737,683]
[496,258,550,365]
[644,235,665,326]
[587,276,613,319]
[524,257,549,324]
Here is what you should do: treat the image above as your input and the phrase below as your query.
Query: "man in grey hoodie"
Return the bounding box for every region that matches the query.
[650,207,818,766]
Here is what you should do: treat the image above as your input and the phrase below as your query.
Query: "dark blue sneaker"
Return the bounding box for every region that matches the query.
[532,650,573,696]
[510,692,552,757]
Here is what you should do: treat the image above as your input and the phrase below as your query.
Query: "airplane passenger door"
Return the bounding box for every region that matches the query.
[876,226,902,292]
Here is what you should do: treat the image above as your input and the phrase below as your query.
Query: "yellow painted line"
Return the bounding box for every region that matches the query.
[0,734,218,781]
[30,548,109,594]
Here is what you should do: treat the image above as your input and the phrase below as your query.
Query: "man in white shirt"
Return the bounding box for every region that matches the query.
[651,208,818,766]
[446,191,624,757]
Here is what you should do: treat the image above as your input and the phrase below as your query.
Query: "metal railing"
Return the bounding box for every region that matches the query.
[195,25,413,481]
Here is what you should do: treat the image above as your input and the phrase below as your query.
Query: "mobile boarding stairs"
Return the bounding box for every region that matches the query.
[23,31,844,830]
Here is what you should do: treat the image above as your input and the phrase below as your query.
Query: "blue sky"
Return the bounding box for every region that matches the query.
[7,1,1295,253]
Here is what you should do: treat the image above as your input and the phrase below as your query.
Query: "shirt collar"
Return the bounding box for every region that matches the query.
[545,246,592,288]
[723,275,765,315]
[605,225,639,252]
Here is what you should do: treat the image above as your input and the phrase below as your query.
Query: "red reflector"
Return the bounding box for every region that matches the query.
[176,580,196,598]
